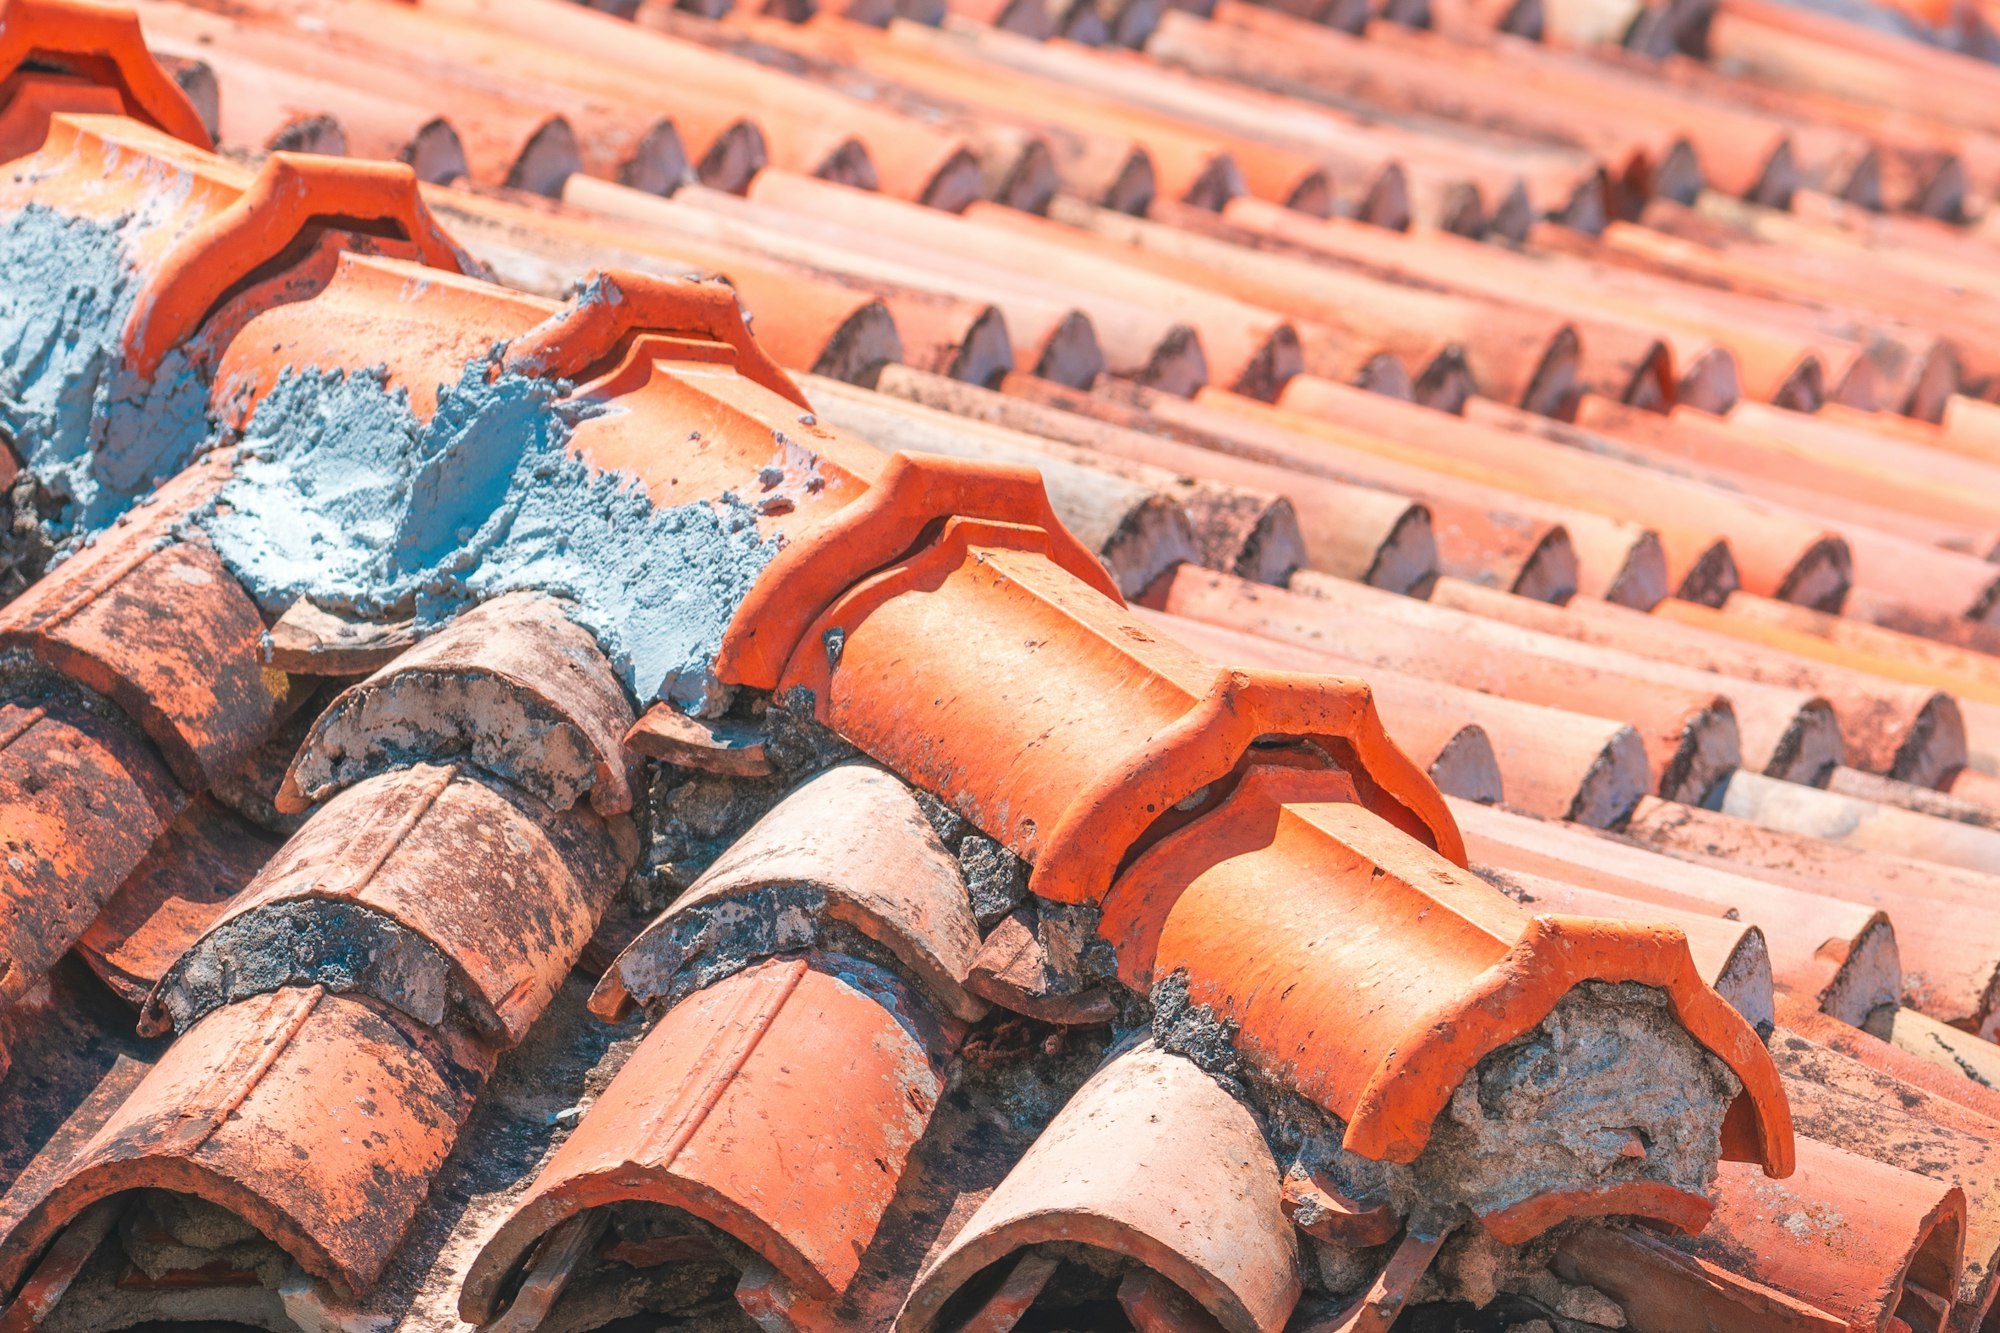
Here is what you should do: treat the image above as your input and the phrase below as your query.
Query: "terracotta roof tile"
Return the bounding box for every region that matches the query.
[74,796,283,1008]
[462,956,954,1323]
[0,985,482,1299]
[899,1040,1301,1333]
[1014,372,1685,603]
[1430,576,1969,786]
[1453,797,1903,1027]
[1625,794,2000,1036]
[20,0,2000,1319]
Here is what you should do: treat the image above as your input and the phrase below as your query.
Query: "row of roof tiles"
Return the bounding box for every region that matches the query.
[5,0,2000,1327]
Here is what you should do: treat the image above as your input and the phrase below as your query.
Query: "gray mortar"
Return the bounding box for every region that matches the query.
[911,789,1034,933]
[957,833,1031,931]
[1151,969,1247,1081]
[1407,1227,1570,1313]
[616,889,955,1050]
[0,206,221,541]
[620,883,829,1008]
[287,666,606,814]
[1154,973,1740,1290]
[635,688,857,908]
[913,788,971,848]
[152,899,482,1038]
[198,351,781,711]
[1392,982,1738,1235]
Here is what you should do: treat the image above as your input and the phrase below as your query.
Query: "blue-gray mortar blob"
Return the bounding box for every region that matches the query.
[0,203,778,711]
[0,205,218,537]
[198,354,781,712]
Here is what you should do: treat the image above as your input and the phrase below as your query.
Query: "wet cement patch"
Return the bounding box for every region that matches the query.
[0,206,217,540]
[200,355,779,710]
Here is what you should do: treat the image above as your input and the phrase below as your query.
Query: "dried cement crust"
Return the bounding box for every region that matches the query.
[1157,975,1740,1243]
[1391,981,1739,1233]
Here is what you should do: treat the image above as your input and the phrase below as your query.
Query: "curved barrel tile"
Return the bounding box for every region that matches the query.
[141,762,633,1045]
[1099,766,1792,1186]
[461,957,949,1323]
[0,114,473,382]
[760,509,1459,906]
[75,796,286,1006]
[501,268,811,410]
[1680,1136,1964,1333]
[279,591,637,817]
[715,449,1116,690]
[0,691,185,1030]
[0,985,478,1300]
[592,760,986,1023]
[120,150,472,377]
[0,463,278,792]
[204,250,883,552]
[898,1041,1300,1333]
[1556,1224,1848,1333]
[0,0,212,154]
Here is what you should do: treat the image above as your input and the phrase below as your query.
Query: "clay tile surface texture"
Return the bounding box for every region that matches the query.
[16,0,2000,1323]
[461,956,949,1321]
[0,985,477,1299]
[900,1040,1300,1333]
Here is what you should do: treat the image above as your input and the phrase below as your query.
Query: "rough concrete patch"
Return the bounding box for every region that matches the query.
[958,833,1030,932]
[1150,969,1244,1082]
[1392,982,1739,1234]
[759,687,861,775]
[199,354,780,711]
[968,901,1132,1026]
[642,766,788,900]
[616,883,827,1008]
[612,892,958,1047]
[153,900,465,1036]
[289,668,604,813]
[1159,973,1740,1291]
